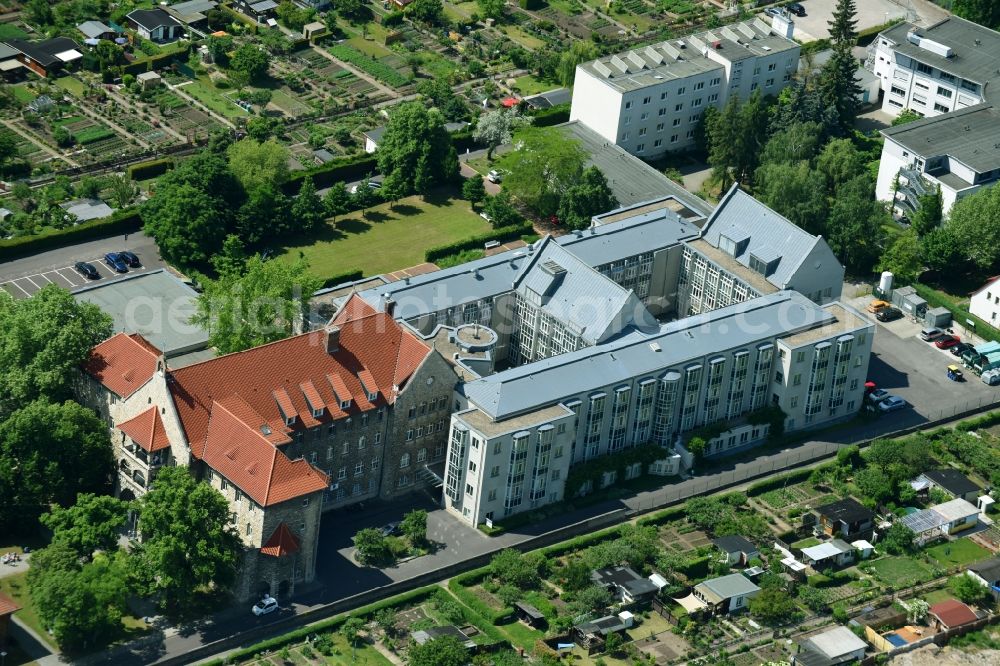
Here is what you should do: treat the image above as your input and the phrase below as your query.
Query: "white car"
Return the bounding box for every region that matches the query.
[877,396,907,413]
[252,595,278,616]
[487,169,502,183]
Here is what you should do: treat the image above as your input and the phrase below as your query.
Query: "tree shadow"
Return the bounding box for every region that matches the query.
[422,191,455,207]
[390,203,422,217]
[362,211,391,224]
[337,217,373,234]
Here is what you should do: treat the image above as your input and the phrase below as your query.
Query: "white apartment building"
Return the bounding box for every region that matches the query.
[969,277,1000,327]
[875,104,1000,217]
[869,16,999,118]
[570,18,800,158]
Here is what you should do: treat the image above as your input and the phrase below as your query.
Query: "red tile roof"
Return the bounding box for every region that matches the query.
[118,406,170,453]
[201,399,328,506]
[171,295,429,461]
[83,333,162,398]
[0,589,20,616]
[930,599,978,628]
[261,522,300,557]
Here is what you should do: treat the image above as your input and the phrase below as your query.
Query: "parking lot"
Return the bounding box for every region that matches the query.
[786,0,943,42]
[848,294,999,423]
[0,231,164,300]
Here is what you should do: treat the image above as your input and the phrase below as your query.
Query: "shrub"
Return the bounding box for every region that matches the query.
[128,158,175,181]
[424,221,533,262]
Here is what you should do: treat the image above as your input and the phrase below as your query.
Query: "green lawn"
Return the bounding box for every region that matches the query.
[867,556,935,588]
[512,74,557,96]
[10,84,36,104]
[923,588,957,605]
[279,191,490,281]
[183,79,249,119]
[502,26,546,51]
[0,23,28,40]
[925,538,991,568]
[792,537,822,549]
[54,76,86,97]
[0,572,57,650]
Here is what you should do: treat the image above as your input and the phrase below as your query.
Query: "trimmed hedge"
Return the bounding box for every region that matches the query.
[677,554,710,579]
[538,524,624,559]
[448,571,514,624]
[637,506,686,527]
[530,103,570,128]
[0,208,142,261]
[424,221,533,262]
[122,45,191,75]
[912,282,1000,344]
[284,153,379,193]
[128,158,174,181]
[320,269,364,289]
[954,410,1000,433]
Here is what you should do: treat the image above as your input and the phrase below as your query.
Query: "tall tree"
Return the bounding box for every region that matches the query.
[376,103,460,195]
[826,175,888,274]
[193,257,321,354]
[323,182,352,222]
[557,165,619,230]
[910,186,943,236]
[477,0,505,20]
[227,138,289,193]
[943,182,1000,270]
[473,108,531,160]
[500,126,586,217]
[0,285,112,417]
[556,41,599,87]
[291,176,327,235]
[229,44,270,82]
[820,0,862,130]
[815,138,865,195]
[755,161,828,235]
[130,467,242,611]
[408,636,468,666]
[707,92,770,188]
[878,229,922,284]
[236,184,292,245]
[29,544,130,653]
[952,0,1000,29]
[40,494,130,559]
[0,400,114,534]
[759,121,823,166]
[406,0,443,24]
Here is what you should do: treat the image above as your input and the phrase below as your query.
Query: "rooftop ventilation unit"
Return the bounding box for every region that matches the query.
[649,342,662,352]
[627,51,646,69]
[593,61,613,78]
[907,31,954,58]
[663,43,681,60]
[610,55,630,74]
[540,260,567,276]
[737,23,756,40]
[644,45,664,65]
[720,26,739,43]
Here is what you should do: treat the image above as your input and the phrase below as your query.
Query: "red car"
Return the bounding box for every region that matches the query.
[935,335,961,349]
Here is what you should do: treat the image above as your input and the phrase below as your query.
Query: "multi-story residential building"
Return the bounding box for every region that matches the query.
[77,298,455,600]
[348,187,870,528]
[678,184,844,315]
[875,104,1000,217]
[570,18,800,158]
[869,17,999,119]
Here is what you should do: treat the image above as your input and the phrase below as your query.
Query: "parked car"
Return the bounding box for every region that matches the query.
[920,327,944,342]
[983,369,1000,386]
[947,364,964,381]
[349,180,382,194]
[380,522,401,537]
[74,261,100,280]
[877,396,908,413]
[765,7,782,17]
[117,250,141,267]
[867,299,891,313]
[104,252,129,273]
[787,2,806,16]
[935,335,961,349]
[252,595,278,616]
[876,307,903,322]
[867,388,890,404]
[951,342,974,357]
[487,169,503,184]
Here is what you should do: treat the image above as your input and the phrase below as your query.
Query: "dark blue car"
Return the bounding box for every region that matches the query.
[117,250,141,267]
[104,252,128,273]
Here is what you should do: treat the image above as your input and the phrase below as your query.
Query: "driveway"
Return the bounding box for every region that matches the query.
[788,0,910,42]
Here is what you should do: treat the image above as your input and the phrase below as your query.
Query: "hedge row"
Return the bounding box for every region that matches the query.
[745,468,814,497]
[677,555,710,579]
[448,571,514,624]
[127,158,174,181]
[319,269,364,290]
[538,524,624,560]
[529,103,570,128]
[424,221,533,262]
[284,154,379,193]
[122,45,191,75]
[636,506,686,527]
[207,584,441,665]
[911,282,1000,344]
[0,208,142,261]
[954,410,1000,433]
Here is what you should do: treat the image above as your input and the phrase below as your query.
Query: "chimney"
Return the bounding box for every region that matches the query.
[384,296,396,316]
[325,325,341,353]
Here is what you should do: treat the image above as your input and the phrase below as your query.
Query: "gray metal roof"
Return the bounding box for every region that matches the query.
[802,625,867,660]
[514,237,657,344]
[170,0,218,15]
[696,573,760,600]
[578,20,796,94]
[881,104,1000,174]
[700,185,824,290]
[560,205,701,266]
[357,207,698,319]
[559,121,712,212]
[77,21,114,38]
[0,42,19,60]
[461,290,836,420]
[881,17,1000,88]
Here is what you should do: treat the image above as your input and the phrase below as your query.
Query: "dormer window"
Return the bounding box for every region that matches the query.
[340,399,351,410]
[285,416,296,426]
[367,391,377,402]
[312,408,324,418]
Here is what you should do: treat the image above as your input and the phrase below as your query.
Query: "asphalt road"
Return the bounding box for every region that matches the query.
[0,231,165,299]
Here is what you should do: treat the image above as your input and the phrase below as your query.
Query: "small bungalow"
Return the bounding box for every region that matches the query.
[793,625,867,666]
[126,8,183,43]
[901,498,979,544]
[591,566,658,605]
[233,0,279,24]
[302,21,328,41]
[851,539,875,559]
[77,20,116,41]
[692,573,760,615]
[513,600,545,628]
[165,0,218,33]
[967,558,1000,599]
[712,535,759,567]
[928,599,979,631]
[574,611,633,648]
[6,38,83,78]
[60,198,114,222]
[136,70,162,91]
[815,498,875,541]
[800,539,855,569]
[410,625,475,650]
[0,590,19,648]
[912,469,981,504]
